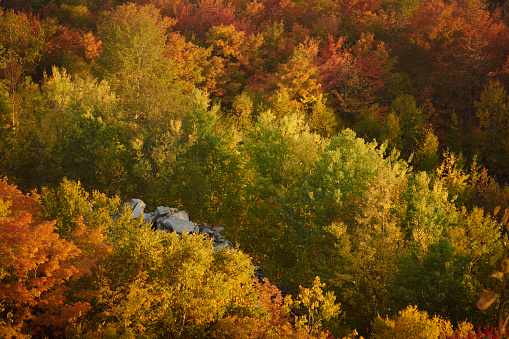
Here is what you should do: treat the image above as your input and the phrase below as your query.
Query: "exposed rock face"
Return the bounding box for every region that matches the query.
[120,199,234,251]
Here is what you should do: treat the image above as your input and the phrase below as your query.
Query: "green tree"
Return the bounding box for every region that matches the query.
[307,143,408,335]
[3,68,134,194]
[39,178,119,238]
[3,77,65,189]
[386,239,478,325]
[399,172,458,250]
[390,94,425,161]
[240,111,324,286]
[172,89,253,233]
[304,129,404,227]
[96,3,185,146]
[308,96,338,138]
[475,80,509,180]
[413,128,439,173]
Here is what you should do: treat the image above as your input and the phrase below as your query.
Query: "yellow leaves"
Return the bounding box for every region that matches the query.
[276,41,323,108]
[0,198,11,219]
[450,206,499,259]
[286,276,341,336]
[371,305,453,339]
[206,24,246,60]
[99,226,258,337]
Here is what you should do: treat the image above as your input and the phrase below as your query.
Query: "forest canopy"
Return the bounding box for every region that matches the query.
[2,0,509,337]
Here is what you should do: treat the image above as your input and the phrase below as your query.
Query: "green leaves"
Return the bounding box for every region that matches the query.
[304,128,399,226]
[40,179,119,238]
[386,239,478,325]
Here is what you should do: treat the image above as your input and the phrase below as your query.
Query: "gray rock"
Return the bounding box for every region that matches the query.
[143,212,156,225]
[124,198,146,219]
[155,216,167,225]
[214,241,232,251]
[161,217,195,233]
[155,206,177,218]
[251,263,264,280]
[155,222,165,231]
[170,211,189,221]
[113,200,242,252]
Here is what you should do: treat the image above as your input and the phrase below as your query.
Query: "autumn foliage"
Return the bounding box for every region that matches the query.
[0,179,81,336]
[2,0,509,337]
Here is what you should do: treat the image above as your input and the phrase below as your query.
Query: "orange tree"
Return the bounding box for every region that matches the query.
[0,179,82,337]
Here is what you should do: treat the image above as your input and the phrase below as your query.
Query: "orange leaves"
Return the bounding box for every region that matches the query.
[174,0,238,41]
[67,216,111,278]
[212,278,311,338]
[318,34,390,113]
[165,32,217,88]
[410,1,460,49]
[0,179,88,336]
[82,32,102,61]
[0,179,40,220]
[51,301,92,328]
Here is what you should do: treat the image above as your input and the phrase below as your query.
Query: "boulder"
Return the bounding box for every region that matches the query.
[161,217,195,233]
[126,198,145,219]
[171,211,189,220]
[155,206,178,218]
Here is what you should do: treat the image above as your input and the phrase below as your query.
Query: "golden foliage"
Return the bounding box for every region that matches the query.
[371,305,453,339]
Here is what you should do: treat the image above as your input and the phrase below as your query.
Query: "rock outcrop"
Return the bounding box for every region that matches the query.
[120,198,234,251]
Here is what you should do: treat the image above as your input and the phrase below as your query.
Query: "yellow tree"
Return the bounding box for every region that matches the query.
[205,24,263,104]
[84,215,258,338]
[371,305,453,339]
[285,276,341,336]
[276,40,323,109]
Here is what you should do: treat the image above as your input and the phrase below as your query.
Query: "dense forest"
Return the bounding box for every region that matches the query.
[3,0,509,337]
